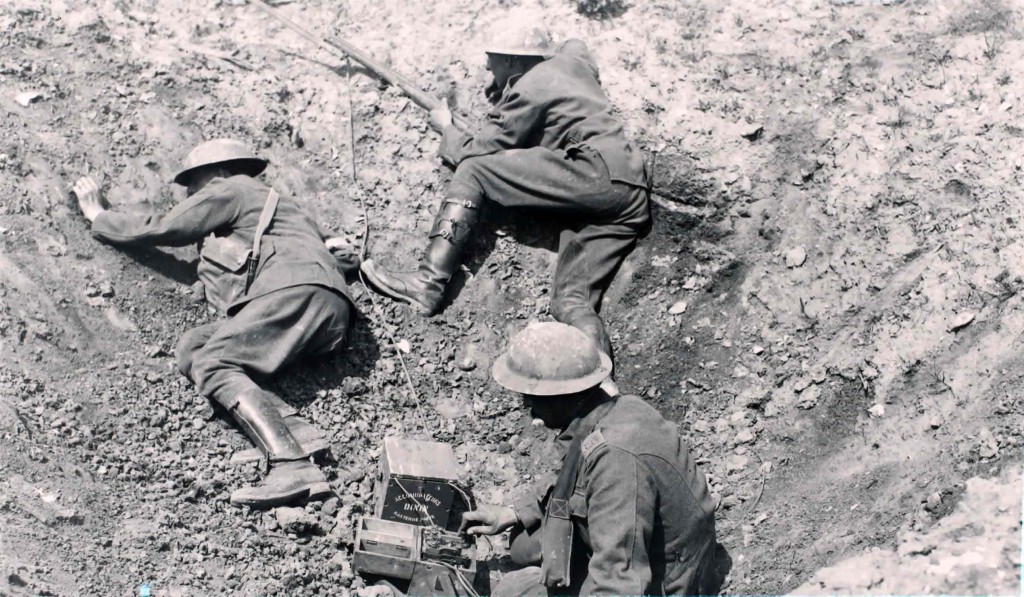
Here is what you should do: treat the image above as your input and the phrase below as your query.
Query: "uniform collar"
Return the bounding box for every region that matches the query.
[555,391,616,452]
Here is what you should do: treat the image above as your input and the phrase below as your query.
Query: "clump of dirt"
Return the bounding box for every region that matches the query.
[1,0,1022,595]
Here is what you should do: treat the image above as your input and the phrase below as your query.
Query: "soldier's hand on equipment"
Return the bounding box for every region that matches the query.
[72,176,109,222]
[459,504,518,536]
[429,103,453,132]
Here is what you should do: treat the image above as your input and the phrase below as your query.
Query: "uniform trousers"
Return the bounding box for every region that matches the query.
[448,145,650,359]
[175,285,351,409]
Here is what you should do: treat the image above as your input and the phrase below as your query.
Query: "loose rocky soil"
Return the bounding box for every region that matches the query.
[1,0,1022,595]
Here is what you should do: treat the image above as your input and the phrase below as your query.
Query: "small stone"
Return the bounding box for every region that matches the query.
[98,281,115,297]
[978,429,999,459]
[15,91,43,107]
[739,122,764,141]
[867,403,885,418]
[929,416,942,429]
[793,377,811,393]
[752,345,765,355]
[668,301,688,315]
[948,312,975,332]
[729,411,753,428]
[720,495,740,509]
[735,429,756,444]
[341,378,368,396]
[797,385,821,410]
[343,468,366,484]
[275,507,317,534]
[737,387,769,408]
[726,454,749,473]
[785,246,807,268]
[321,497,340,517]
[923,492,942,512]
[732,364,750,379]
[458,357,476,372]
[328,551,351,572]
[396,339,411,354]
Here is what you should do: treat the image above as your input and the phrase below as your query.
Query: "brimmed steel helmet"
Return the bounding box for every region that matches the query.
[491,322,612,396]
[172,139,268,186]
[485,25,556,58]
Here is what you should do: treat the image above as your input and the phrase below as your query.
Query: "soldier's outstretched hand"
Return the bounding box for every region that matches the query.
[72,176,109,223]
[429,102,453,132]
[325,235,361,274]
[459,504,518,536]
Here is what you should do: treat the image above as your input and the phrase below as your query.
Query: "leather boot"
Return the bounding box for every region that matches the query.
[227,389,332,508]
[230,460,332,508]
[230,392,328,465]
[360,198,479,315]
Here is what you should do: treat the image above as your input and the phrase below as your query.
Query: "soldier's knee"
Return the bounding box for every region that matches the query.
[448,158,488,204]
[550,295,590,324]
[175,329,207,380]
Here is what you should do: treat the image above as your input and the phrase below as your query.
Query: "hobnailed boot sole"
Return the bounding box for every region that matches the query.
[229,461,333,508]
[360,260,439,316]
[230,480,333,508]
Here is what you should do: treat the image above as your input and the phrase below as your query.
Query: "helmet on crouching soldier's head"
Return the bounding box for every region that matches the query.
[172,139,268,186]
[491,321,612,396]
[484,24,557,58]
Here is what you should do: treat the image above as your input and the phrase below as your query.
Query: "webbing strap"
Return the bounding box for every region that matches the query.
[245,189,280,292]
[540,398,615,588]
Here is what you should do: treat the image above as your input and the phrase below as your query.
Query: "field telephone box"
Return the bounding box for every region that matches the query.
[373,437,465,530]
[353,437,478,595]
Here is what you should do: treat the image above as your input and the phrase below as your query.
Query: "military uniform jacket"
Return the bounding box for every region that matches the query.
[514,395,717,596]
[439,39,647,188]
[91,175,352,314]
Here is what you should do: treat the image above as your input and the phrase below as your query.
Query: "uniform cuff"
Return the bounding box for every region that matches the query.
[513,493,543,529]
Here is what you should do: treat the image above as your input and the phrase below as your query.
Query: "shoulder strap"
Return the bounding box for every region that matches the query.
[252,189,279,259]
[540,398,615,589]
[245,189,280,292]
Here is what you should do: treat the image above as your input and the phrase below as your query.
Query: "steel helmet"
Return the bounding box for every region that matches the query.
[172,139,268,186]
[484,25,556,58]
[491,321,612,396]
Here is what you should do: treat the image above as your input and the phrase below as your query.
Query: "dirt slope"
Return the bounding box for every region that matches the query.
[1,0,1021,595]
